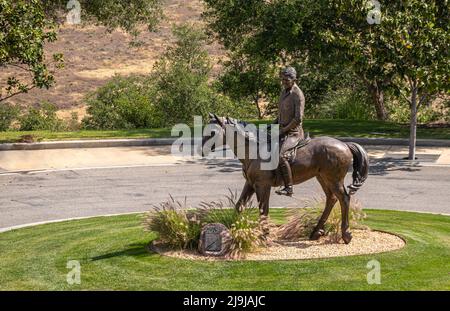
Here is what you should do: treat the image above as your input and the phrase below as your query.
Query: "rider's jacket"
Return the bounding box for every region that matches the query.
[275,83,305,138]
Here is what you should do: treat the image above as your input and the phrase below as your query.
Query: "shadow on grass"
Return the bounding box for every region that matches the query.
[91,243,150,261]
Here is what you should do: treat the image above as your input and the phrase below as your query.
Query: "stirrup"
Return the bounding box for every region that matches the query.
[275,186,293,197]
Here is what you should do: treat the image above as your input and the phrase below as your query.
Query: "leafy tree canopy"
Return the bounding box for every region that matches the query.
[203,0,449,157]
[43,0,164,36]
[0,0,63,102]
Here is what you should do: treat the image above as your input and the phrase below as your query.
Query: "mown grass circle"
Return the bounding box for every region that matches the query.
[0,209,448,290]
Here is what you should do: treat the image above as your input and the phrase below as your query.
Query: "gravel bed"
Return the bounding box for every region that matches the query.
[150,230,406,261]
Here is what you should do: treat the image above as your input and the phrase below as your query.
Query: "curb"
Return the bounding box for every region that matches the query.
[0,137,183,151]
[337,137,450,147]
[0,136,449,151]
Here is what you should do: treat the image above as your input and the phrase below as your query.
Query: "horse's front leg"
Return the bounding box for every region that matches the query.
[235,181,255,213]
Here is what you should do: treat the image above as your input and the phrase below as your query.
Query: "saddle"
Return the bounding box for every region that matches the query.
[282,132,311,163]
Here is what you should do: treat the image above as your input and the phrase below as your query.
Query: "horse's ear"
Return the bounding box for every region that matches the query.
[213,113,224,127]
[208,112,214,119]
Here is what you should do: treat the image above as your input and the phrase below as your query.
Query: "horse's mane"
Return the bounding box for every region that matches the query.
[226,117,267,144]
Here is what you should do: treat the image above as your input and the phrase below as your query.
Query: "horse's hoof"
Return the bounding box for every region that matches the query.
[342,231,352,244]
[309,229,325,240]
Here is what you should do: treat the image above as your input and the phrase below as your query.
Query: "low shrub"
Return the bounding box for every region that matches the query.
[276,208,323,241]
[19,101,65,131]
[82,75,158,130]
[386,96,447,124]
[196,192,265,258]
[0,103,19,131]
[316,87,375,120]
[322,198,367,243]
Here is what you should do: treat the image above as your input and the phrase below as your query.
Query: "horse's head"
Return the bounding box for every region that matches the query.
[202,113,256,158]
[201,113,227,156]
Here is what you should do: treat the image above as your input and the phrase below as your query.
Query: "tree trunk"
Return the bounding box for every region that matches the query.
[254,93,263,119]
[408,83,418,160]
[368,82,388,121]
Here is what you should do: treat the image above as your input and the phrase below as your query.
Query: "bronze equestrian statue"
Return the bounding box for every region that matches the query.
[202,69,368,244]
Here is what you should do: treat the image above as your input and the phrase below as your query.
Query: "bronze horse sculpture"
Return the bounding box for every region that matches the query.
[202,114,369,244]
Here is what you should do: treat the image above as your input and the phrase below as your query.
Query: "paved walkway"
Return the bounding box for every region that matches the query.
[1,145,449,173]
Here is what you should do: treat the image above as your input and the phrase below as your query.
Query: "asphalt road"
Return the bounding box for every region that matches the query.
[0,157,449,230]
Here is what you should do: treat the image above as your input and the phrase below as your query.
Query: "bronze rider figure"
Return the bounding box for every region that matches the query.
[273,67,305,197]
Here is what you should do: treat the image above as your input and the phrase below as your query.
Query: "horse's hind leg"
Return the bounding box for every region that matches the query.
[254,184,271,217]
[334,183,352,244]
[235,181,255,213]
[255,184,271,237]
[310,177,338,240]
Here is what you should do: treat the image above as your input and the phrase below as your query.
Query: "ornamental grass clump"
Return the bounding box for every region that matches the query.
[143,196,201,249]
[325,198,367,243]
[195,190,259,228]
[144,191,268,258]
[277,207,323,241]
[228,213,265,259]
[277,196,367,242]
[196,191,266,258]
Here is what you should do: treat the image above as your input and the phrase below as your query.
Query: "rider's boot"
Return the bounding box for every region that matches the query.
[275,157,294,197]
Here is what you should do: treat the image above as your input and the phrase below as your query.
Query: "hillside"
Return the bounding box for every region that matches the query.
[0,0,222,120]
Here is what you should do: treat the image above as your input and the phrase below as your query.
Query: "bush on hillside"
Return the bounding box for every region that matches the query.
[19,102,65,131]
[152,24,258,127]
[0,103,20,131]
[82,75,158,130]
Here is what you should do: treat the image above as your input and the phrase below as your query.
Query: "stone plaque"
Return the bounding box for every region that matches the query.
[198,223,231,256]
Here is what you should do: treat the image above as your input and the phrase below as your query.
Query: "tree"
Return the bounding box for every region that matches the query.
[320,0,396,121]
[151,24,258,126]
[203,0,391,120]
[217,51,280,119]
[203,0,449,158]
[0,0,63,103]
[327,1,449,159]
[376,1,449,159]
[203,0,332,117]
[151,24,214,126]
[0,0,164,103]
[42,0,164,36]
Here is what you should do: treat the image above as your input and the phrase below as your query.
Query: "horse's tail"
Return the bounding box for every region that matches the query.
[345,142,369,195]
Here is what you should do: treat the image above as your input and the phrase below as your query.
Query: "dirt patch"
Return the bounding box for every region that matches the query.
[150,230,406,261]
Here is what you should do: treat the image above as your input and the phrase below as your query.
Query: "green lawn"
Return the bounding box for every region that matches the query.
[0,119,449,143]
[0,209,448,290]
